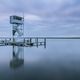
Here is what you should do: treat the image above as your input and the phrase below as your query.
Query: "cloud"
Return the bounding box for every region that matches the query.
[25,14,42,21]
[0,0,80,36]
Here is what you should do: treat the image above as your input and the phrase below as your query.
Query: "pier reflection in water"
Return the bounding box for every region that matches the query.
[10,46,24,69]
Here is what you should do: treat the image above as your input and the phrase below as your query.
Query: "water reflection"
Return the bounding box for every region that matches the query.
[10,46,24,69]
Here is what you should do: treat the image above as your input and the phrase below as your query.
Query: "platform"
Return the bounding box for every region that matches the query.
[0,37,46,48]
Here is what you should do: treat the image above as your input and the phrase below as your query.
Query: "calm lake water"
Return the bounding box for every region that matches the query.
[0,39,80,80]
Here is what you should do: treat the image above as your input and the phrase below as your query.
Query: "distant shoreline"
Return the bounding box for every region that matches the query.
[0,37,80,39]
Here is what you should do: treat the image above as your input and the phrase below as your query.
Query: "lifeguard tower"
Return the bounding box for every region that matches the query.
[10,15,24,42]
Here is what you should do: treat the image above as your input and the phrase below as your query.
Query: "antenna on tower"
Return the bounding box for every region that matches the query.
[23,12,24,37]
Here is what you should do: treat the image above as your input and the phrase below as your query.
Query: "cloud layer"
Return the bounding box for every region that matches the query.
[0,0,80,36]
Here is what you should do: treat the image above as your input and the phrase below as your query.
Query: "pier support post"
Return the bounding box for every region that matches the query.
[44,38,46,48]
[23,38,25,46]
[36,38,38,48]
[30,38,32,44]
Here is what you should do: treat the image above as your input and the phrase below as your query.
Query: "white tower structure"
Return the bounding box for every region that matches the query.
[10,15,24,42]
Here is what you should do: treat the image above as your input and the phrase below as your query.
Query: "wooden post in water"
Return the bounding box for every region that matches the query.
[23,38,25,43]
[23,38,25,46]
[36,38,38,48]
[30,38,32,44]
[44,38,46,48]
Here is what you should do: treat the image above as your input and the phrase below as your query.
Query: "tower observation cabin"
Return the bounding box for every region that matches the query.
[10,15,24,25]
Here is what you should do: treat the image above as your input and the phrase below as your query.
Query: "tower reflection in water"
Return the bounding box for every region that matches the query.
[10,46,24,69]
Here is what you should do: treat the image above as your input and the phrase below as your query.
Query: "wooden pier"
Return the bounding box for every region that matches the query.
[0,37,46,48]
[0,36,80,48]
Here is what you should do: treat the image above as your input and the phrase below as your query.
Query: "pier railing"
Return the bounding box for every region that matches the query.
[0,36,80,48]
[0,37,46,48]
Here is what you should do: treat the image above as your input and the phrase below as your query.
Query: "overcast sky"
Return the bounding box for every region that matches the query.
[0,0,80,37]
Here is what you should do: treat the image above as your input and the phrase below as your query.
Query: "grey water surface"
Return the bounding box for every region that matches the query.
[0,39,80,80]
